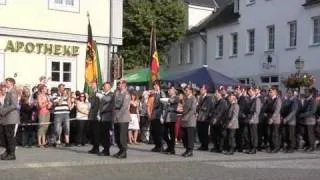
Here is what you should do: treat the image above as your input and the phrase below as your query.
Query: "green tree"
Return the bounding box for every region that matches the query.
[121,0,187,70]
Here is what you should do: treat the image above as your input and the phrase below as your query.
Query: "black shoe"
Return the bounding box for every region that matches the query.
[286,149,294,153]
[99,150,110,156]
[1,154,16,160]
[112,151,121,158]
[210,148,216,152]
[0,152,7,159]
[167,150,175,155]
[197,147,209,151]
[65,143,72,147]
[151,147,163,152]
[117,152,127,159]
[271,149,279,153]
[305,147,315,152]
[242,149,250,153]
[88,149,99,154]
[164,148,170,153]
[183,151,193,157]
[224,150,234,155]
[247,149,256,154]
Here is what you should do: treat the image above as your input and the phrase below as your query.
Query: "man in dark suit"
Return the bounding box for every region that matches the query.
[298,88,317,152]
[245,87,261,154]
[266,87,282,153]
[0,78,20,160]
[113,80,131,159]
[88,82,101,154]
[163,86,179,155]
[281,90,299,153]
[150,80,166,152]
[210,89,228,153]
[196,84,213,151]
[94,82,114,156]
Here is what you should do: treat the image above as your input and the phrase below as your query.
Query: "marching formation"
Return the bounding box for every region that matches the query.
[1,76,320,161]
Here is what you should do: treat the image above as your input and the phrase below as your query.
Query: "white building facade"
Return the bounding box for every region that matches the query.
[0,0,123,90]
[168,0,320,90]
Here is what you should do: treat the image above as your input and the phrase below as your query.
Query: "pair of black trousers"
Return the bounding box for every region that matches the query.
[221,128,236,151]
[268,124,280,150]
[91,120,100,150]
[197,121,209,149]
[151,119,163,149]
[210,124,221,149]
[21,126,36,146]
[100,121,112,151]
[182,127,195,151]
[163,122,175,151]
[302,125,315,149]
[114,122,128,152]
[139,116,150,142]
[235,123,245,151]
[0,125,16,155]
[258,123,268,149]
[248,124,258,150]
[75,120,88,145]
[284,124,296,150]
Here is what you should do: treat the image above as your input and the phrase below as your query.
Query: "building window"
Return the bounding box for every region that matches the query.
[178,44,183,65]
[49,0,80,13]
[247,0,255,5]
[313,17,320,44]
[260,76,279,88]
[247,29,255,53]
[231,33,238,56]
[47,57,76,89]
[267,25,275,50]
[217,36,223,58]
[288,21,297,47]
[238,78,250,85]
[188,42,194,64]
[0,0,6,5]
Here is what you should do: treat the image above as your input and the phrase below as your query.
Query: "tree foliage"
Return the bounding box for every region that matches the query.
[120,0,187,70]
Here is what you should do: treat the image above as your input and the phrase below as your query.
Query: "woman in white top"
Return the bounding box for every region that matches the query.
[75,93,90,146]
[128,92,140,144]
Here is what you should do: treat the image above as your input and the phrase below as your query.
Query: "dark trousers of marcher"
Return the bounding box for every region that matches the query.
[100,121,112,152]
[114,122,129,153]
[91,120,100,150]
[220,128,236,151]
[151,119,163,149]
[21,126,36,147]
[75,120,88,145]
[284,124,296,150]
[69,120,77,144]
[0,125,16,155]
[268,124,280,151]
[235,123,245,151]
[181,127,195,152]
[163,122,175,152]
[210,124,221,150]
[302,125,315,149]
[241,124,250,150]
[139,116,150,143]
[258,123,268,150]
[197,121,209,149]
[248,124,258,150]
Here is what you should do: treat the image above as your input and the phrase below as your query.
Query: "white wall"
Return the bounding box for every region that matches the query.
[188,5,214,29]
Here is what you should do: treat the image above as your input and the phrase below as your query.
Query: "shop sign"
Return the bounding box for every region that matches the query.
[4,40,79,56]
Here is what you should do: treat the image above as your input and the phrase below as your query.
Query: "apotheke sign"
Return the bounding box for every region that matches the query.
[4,40,80,56]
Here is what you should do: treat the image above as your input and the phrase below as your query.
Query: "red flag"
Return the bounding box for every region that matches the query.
[150,25,159,82]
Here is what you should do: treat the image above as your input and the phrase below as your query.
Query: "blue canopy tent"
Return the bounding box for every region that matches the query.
[162,66,239,92]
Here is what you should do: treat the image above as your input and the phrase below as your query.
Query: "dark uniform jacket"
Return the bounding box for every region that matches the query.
[265,96,282,125]
[197,95,213,122]
[299,96,317,125]
[99,91,114,122]
[211,98,228,125]
[164,95,179,123]
[281,97,299,126]
[237,95,250,123]
[151,91,166,120]
[88,92,100,121]
[247,96,261,124]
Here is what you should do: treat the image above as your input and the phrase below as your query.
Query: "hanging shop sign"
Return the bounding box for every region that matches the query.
[4,40,79,56]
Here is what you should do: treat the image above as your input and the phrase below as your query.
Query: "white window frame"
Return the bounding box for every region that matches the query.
[260,75,279,88]
[0,51,5,82]
[288,21,297,48]
[216,35,224,58]
[267,25,275,51]
[0,0,6,5]
[48,0,80,13]
[230,32,238,56]
[247,0,255,6]
[46,56,77,89]
[312,16,320,45]
[247,29,255,54]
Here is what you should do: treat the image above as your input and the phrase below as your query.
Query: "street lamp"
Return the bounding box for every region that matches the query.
[295,56,304,74]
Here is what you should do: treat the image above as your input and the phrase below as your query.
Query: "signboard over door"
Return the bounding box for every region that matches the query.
[260,51,278,73]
